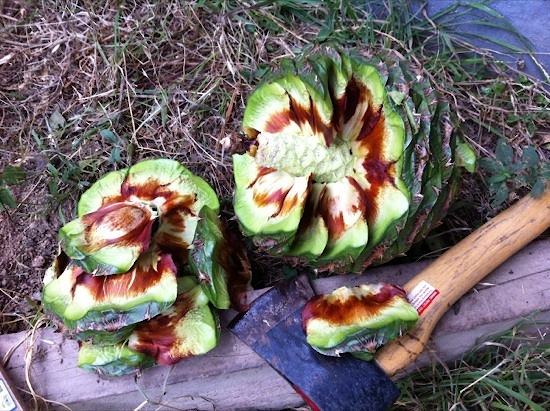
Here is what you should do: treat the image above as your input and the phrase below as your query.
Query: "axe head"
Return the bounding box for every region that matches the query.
[229,274,399,411]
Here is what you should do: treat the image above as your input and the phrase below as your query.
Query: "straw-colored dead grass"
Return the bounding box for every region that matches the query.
[0,0,312,332]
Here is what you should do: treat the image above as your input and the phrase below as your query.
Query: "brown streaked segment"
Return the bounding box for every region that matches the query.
[159,191,197,215]
[295,183,326,237]
[278,175,311,218]
[82,202,154,252]
[286,93,333,146]
[251,172,309,219]
[317,187,344,241]
[317,178,367,242]
[329,71,383,144]
[253,185,293,218]
[247,166,277,189]
[95,193,126,209]
[301,284,407,327]
[243,125,259,140]
[51,251,71,278]
[346,176,369,214]
[342,77,361,123]
[361,160,396,227]
[120,175,193,211]
[121,175,167,200]
[217,218,253,312]
[154,201,196,254]
[310,95,334,147]
[262,90,333,146]
[265,111,292,134]
[331,76,368,132]
[130,292,196,366]
[355,110,397,226]
[69,253,177,303]
[326,66,346,131]
[357,105,382,142]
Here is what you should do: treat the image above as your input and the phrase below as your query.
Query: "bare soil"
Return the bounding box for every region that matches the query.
[0,154,63,333]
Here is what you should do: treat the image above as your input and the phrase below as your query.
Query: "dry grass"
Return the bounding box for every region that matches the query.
[2,1,270,196]
[0,0,314,329]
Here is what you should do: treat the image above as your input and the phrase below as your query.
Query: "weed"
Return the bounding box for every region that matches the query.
[479,139,549,208]
[0,165,26,211]
[394,320,550,410]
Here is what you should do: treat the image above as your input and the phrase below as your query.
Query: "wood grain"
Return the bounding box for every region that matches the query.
[375,187,550,376]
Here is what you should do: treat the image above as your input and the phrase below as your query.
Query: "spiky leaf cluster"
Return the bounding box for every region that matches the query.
[42,159,251,376]
[233,48,474,272]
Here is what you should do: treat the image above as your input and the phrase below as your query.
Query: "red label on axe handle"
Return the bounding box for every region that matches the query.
[408,280,440,315]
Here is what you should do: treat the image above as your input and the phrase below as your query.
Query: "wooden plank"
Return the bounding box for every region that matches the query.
[1,240,548,410]
[0,363,26,411]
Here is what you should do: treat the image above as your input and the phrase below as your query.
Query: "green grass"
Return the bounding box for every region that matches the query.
[394,320,550,410]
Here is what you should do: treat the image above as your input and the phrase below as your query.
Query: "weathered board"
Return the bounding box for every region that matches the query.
[1,240,548,410]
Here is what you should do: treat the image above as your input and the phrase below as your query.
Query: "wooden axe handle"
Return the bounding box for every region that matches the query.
[375,186,550,377]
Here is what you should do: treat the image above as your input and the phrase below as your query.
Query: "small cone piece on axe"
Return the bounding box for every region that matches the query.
[230,186,550,410]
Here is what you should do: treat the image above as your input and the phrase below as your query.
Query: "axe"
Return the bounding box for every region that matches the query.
[230,186,550,410]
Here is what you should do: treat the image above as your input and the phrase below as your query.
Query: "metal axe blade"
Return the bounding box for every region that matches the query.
[229,187,550,410]
[229,274,399,411]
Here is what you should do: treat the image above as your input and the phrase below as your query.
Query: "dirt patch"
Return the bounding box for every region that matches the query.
[0,177,62,334]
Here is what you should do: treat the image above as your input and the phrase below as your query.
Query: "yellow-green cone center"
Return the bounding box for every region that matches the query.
[254,132,354,183]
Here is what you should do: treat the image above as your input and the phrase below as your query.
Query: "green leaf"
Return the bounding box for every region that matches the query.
[2,165,26,185]
[48,181,58,196]
[487,174,507,184]
[100,129,120,144]
[455,142,477,173]
[478,158,502,174]
[521,146,539,169]
[0,187,17,210]
[282,265,298,279]
[492,184,509,207]
[46,163,59,177]
[530,179,547,198]
[109,147,122,164]
[495,139,514,165]
[506,113,521,124]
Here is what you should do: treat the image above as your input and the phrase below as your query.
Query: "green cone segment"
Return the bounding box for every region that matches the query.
[59,201,156,275]
[77,278,219,374]
[77,341,156,377]
[233,48,473,272]
[302,283,418,360]
[42,250,178,338]
[60,158,220,274]
[128,277,220,366]
[188,206,252,311]
[44,158,252,376]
